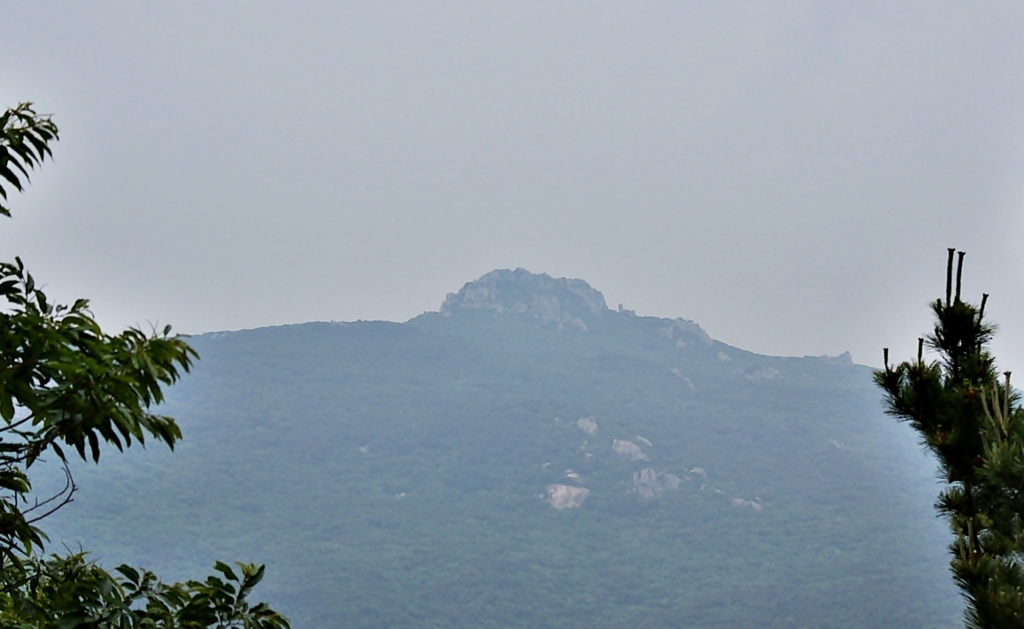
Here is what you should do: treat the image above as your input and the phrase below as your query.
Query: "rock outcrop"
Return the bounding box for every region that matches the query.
[440,268,607,330]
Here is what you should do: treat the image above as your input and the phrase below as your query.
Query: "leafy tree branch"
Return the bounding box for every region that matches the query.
[0,102,288,628]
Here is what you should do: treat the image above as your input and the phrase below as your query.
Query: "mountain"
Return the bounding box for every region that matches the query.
[40,269,960,628]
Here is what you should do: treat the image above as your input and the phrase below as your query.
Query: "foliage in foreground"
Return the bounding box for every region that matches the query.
[0,554,285,629]
[876,249,1024,629]
[0,102,288,627]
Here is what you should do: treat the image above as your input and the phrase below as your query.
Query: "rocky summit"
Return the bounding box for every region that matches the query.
[440,268,609,330]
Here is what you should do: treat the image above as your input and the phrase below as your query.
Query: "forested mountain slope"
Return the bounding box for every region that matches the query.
[41,269,960,628]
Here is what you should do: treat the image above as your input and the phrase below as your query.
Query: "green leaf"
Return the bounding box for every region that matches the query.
[213,560,238,582]
[113,564,139,585]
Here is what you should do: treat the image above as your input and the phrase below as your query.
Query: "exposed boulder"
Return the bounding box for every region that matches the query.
[545,484,590,509]
[612,439,648,461]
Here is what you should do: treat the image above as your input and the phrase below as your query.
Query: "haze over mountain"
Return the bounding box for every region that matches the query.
[4,3,1024,375]
[41,270,959,628]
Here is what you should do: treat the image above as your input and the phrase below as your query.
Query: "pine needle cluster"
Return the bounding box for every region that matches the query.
[876,249,1024,628]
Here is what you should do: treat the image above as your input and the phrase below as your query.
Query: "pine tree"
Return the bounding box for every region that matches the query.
[876,249,1024,628]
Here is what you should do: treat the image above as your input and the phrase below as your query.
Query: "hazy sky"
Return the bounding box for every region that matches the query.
[3,2,1024,372]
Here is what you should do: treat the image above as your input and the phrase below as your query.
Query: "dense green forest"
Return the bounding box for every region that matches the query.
[39,269,961,628]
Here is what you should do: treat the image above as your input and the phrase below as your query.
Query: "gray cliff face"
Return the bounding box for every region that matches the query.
[440,268,609,330]
[437,269,716,348]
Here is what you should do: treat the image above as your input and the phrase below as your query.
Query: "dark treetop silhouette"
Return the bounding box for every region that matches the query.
[877,249,1024,629]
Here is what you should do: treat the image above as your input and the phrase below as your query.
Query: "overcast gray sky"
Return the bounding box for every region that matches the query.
[2,1,1024,372]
